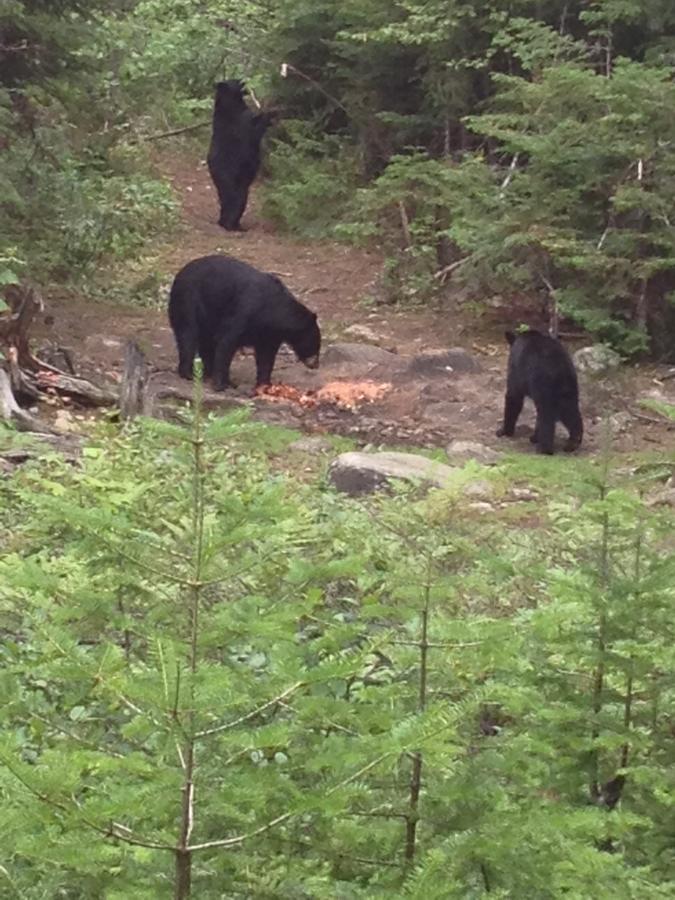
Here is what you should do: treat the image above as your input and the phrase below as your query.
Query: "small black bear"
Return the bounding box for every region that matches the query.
[168,255,320,391]
[207,80,275,231]
[496,329,583,455]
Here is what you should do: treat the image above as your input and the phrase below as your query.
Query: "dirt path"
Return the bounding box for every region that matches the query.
[37,151,675,455]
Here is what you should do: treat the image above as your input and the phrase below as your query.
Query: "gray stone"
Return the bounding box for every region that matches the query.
[329,451,457,496]
[467,502,494,512]
[343,324,381,343]
[322,342,400,368]
[510,487,539,502]
[462,479,494,500]
[289,436,333,454]
[647,488,675,508]
[608,411,632,435]
[446,440,502,466]
[573,344,621,375]
[406,348,482,377]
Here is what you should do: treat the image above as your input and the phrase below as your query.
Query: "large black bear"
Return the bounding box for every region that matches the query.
[207,80,274,231]
[496,329,583,455]
[168,255,320,391]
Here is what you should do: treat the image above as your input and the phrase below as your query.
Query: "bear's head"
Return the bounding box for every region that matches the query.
[214,80,247,112]
[291,311,321,370]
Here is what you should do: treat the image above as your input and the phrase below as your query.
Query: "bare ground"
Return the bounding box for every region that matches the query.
[33,151,675,456]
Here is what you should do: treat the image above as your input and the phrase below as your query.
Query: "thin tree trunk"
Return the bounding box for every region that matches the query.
[404,566,431,863]
[174,372,207,899]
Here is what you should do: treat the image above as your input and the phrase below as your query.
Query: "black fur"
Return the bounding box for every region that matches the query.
[496,329,583,455]
[206,80,275,231]
[168,255,320,390]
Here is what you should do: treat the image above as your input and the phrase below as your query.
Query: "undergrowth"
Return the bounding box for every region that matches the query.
[0,390,673,896]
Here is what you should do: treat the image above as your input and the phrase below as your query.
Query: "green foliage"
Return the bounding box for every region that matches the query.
[0,1,266,285]
[261,120,361,237]
[266,1,675,355]
[1,396,674,896]
[640,397,675,421]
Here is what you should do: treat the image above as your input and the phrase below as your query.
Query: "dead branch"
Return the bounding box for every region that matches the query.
[142,120,211,142]
[433,256,473,282]
[499,153,520,198]
[540,274,559,339]
[281,62,348,113]
[398,201,412,249]
[633,412,675,430]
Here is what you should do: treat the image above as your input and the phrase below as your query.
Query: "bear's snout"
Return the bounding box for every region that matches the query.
[303,354,320,370]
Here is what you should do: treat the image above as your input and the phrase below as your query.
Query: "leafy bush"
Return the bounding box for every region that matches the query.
[261,120,361,237]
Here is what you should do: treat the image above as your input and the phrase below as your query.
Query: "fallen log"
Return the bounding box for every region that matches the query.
[34,369,118,406]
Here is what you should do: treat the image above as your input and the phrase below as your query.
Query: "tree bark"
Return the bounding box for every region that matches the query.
[119,340,149,420]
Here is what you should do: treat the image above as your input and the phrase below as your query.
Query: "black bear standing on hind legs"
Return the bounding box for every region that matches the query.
[496,329,583,455]
[168,255,321,391]
[207,80,275,231]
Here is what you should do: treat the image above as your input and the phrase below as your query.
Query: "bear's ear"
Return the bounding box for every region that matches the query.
[505,330,516,345]
[311,311,318,321]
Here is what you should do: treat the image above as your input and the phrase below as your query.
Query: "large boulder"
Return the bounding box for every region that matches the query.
[329,451,456,496]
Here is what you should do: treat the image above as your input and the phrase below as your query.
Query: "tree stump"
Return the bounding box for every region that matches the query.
[119,340,149,421]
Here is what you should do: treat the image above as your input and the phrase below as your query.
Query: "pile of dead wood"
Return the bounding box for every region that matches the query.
[0,283,165,465]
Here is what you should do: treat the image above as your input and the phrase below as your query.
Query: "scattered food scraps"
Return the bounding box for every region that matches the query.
[317,380,392,410]
[256,381,392,411]
[255,384,318,408]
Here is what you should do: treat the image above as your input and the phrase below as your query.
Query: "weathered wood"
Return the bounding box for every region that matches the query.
[119,340,149,420]
[35,369,118,406]
[0,368,57,433]
[0,434,82,466]
[0,283,44,369]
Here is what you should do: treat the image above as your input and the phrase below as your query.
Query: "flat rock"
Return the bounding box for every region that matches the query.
[343,324,381,343]
[510,487,539,501]
[329,451,457,496]
[289,435,333,453]
[322,342,401,368]
[405,348,482,377]
[573,344,621,375]
[647,487,675,508]
[446,440,502,465]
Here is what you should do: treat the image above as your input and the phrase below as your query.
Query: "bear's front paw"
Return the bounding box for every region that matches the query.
[212,379,236,392]
[496,426,512,437]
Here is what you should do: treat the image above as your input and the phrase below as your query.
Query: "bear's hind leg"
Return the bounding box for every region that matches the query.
[561,405,583,452]
[496,391,524,438]
[176,327,198,381]
[533,403,556,455]
[211,327,244,391]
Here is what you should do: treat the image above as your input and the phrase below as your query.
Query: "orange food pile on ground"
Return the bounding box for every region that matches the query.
[255,383,318,407]
[256,380,391,411]
[316,380,391,410]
